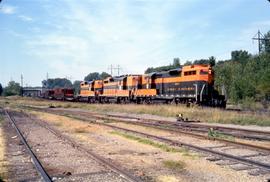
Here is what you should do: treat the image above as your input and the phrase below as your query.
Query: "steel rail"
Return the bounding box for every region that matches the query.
[105,117,270,153]
[4,110,52,182]
[106,113,270,136]
[20,106,270,153]
[20,104,270,138]
[26,114,142,182]
[100,123,270,171]
[19,107,270,174]
[68,113,270,153]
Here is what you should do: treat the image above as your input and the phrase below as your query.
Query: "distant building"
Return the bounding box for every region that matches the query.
[22,87,43,97]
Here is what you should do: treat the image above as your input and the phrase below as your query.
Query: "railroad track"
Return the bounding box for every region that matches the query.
[4,109,141,182]
[99,123,270,175]
[105,113,270,141]
[19,107,270,177]
[20,105,270,153]
[5,110,52,182]
[20,105,270,141]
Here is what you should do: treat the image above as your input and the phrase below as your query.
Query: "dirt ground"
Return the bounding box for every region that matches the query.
[30,110,269,182]
[36,107,270,149]
[11,110,131,182]
[0,112,42,182]
[0,122,7,180]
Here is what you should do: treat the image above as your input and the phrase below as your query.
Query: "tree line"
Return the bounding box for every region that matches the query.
[1,31,269,105]
[0,72,112,96]
[143,30,270,105]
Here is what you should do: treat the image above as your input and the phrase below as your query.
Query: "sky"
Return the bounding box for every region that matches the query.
[0,0,270,86]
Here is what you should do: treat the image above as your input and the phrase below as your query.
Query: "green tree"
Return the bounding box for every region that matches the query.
[263,31,270,54]
[0,83,3,96]
[100,72,111,79]
[173,58,180,67]
[144,67,155,74]
[183,61,192,66]
[255,53,270,100]
[42,78,72,89]
[3,81,22,96]
[145,59,181,74]
[84,72,100,81]
[231,50,251,64]
[209,56,216,66]
[73,80,82,95]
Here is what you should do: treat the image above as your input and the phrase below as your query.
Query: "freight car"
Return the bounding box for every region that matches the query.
[53,88,75,101]
[42,89,55,100]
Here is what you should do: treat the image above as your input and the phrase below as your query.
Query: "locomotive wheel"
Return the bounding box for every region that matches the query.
[144,98,152,104]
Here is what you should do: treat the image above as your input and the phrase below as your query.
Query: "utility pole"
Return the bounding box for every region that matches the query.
[252,30,270,54]
[21,74,23,88]
[108,65,122,76]
[116,64,121,76]
[108,64,113,76]
[46,72,49,80]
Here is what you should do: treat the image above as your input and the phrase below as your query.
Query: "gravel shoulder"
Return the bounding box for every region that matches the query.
[30,110,269,182]
[0,111,42,182]
[0,116,7,181]
[6,111,130,182]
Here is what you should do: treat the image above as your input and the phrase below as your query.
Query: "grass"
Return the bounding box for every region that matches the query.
[162,160,186,171]
[0,116,3,125]
[0,123,7,181]
[1,97,270,126]
[110,131,189,154]
[73,127,88,133]
[207,128,235,141]
[156,176,179,182]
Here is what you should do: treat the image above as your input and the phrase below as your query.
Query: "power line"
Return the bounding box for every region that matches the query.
[252,30,270,54]
[108,64,113,76]
[21,74,23,88]
[108,64,122,76]
[116,65,121,76]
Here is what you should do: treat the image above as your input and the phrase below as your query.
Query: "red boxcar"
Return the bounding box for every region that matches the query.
[53,88,74,101]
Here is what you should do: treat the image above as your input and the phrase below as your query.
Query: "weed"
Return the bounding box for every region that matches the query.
[73,127,88,133]
[208,128,235,141]
[2,97,270,126]
[109,131,189,154]
[53,122,63,127]
[162,160,186,171]
[0,115,3,124]
[63,104,72,108]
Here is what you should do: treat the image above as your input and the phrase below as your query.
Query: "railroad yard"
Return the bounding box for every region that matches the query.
[1,0,270,181]
[0,97,269,182]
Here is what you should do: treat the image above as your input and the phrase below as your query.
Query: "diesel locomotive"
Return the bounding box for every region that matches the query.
[77,64,226,107]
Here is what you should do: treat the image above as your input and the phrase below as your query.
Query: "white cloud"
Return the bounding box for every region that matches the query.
[18,15,33,22]
[23,0,270,81]
[26,0,187,79]
[0,5,16,14]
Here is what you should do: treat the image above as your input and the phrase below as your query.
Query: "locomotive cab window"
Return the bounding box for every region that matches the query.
[184,71,196,76]
[169,70,181,76]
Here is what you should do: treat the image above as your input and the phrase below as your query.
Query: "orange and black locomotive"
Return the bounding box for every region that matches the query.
[78,64,226,107]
